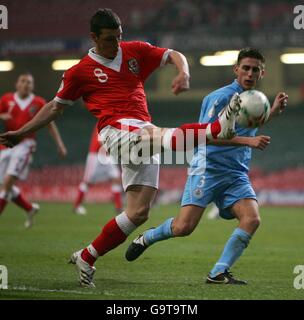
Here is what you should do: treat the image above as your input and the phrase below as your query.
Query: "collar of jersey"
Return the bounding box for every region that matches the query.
[233,79,244,93]
[13,93,35,111]
[88,47,122,72]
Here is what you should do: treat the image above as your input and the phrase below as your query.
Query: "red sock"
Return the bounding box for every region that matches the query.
[170,121,221,151]
[12,193,33,212]
[81,218,127,265]
[74,190,85,208]
[0,198,8,214]
[113,191,122,212]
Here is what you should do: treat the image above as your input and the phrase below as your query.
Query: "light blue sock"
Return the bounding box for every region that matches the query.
[143,218,174,246]
[209,227,252,278]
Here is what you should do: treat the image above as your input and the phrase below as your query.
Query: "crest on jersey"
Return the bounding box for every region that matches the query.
[8,101,15,109]
[128,58,140,74]
[193,188,203,199]
[29,105,38,116]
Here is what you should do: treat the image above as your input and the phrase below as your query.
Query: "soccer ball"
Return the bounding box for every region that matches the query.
[236,90,271,128]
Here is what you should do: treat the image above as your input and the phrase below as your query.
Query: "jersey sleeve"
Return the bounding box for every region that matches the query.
[54,66,83,105]
[136,41,171,81]
[199,94,229,123]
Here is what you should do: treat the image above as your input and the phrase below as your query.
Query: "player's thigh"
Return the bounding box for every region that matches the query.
[7,141,35,181]
[231,198,260,223]
[172,205,206,236]
[0,149,11,184]
[125,185,158,223]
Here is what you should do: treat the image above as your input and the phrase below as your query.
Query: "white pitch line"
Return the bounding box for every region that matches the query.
[10,286,200,299]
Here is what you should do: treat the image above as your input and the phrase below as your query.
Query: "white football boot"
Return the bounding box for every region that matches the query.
[69,250,96,288]
[24,203,40,229]
[73,205,87,216]
[206,92,241,141]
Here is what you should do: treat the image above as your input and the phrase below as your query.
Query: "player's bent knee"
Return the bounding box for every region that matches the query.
[172,221,195,237]
[246,215,261,230]
[128,205,151,225]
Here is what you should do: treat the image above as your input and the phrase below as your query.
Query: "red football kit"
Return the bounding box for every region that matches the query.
[55,41,169,131]
[0,92,46,141]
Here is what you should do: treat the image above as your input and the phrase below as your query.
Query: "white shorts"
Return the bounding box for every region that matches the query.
[83,152,120,184]
[0,139,36,183]
[99,119,160,191]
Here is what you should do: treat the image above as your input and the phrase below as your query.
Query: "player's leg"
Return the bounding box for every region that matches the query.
[70,156,159,287]
[137,92,241,154]
[73,182,90,215]
[70,185,155,287]
[110,176,123,213]
[10,185,40,228]
[5,142,39,227]
[207,198,259,285]
[0,174,17,214]
[73,153,95,215]
[125,205,205,261]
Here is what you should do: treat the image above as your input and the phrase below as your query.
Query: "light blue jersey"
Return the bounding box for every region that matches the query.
[182,80,258,219]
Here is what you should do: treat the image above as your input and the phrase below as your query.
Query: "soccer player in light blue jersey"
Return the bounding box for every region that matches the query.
[125,48,288,284]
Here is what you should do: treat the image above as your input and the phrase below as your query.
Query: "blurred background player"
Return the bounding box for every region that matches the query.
[126,48,288,285]
[73,124,122,215]
[0,72,67,228]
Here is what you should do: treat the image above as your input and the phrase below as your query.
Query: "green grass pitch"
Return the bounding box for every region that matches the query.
[0,202,303,300]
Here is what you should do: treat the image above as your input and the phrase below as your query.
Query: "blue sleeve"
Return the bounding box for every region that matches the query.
[199,93,230,123]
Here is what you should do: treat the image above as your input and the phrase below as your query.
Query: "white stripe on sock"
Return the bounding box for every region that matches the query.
[115,211,137,236]
[87,244,98,258]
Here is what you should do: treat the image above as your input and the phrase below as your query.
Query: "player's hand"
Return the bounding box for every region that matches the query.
[57,144,67,158]
[0,130,22,148]
[248,135,271,150]
[270,92,288,117]
[0,113,12,121]
[171,72,190,95]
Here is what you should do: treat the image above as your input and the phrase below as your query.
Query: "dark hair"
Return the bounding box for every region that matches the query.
[90,8,121,36]
[237,48,265,65]
[17,72,33,79]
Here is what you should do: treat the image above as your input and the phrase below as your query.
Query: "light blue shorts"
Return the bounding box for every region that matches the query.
[181,171,257,220]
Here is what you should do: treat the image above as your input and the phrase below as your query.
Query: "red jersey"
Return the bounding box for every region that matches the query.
[55,41,169,131]
[88,125,101,153]
[0,92,46,141]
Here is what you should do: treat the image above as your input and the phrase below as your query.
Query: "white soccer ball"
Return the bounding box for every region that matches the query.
[236,90,271,128]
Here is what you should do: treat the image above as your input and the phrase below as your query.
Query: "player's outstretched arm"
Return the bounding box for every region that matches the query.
[267,92,288,122]
[166,50,190,95]
[47,121,67,158]
[210,135,271,150]
[0,100,65,147]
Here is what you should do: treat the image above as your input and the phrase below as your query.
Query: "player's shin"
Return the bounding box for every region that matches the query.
[209,228,251,277]
[111,183,122,213]
[10,186,33,212]
[74,182,88,208]
[143,217,174,246]
[81,211,137,265]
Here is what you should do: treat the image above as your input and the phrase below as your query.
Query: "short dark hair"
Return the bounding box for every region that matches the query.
[237,48,265,65]
[90,8,121,36]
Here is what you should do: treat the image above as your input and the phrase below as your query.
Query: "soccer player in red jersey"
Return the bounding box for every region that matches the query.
[0,73,67,228]
[0,9,240,286]
[73,124,122,215]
